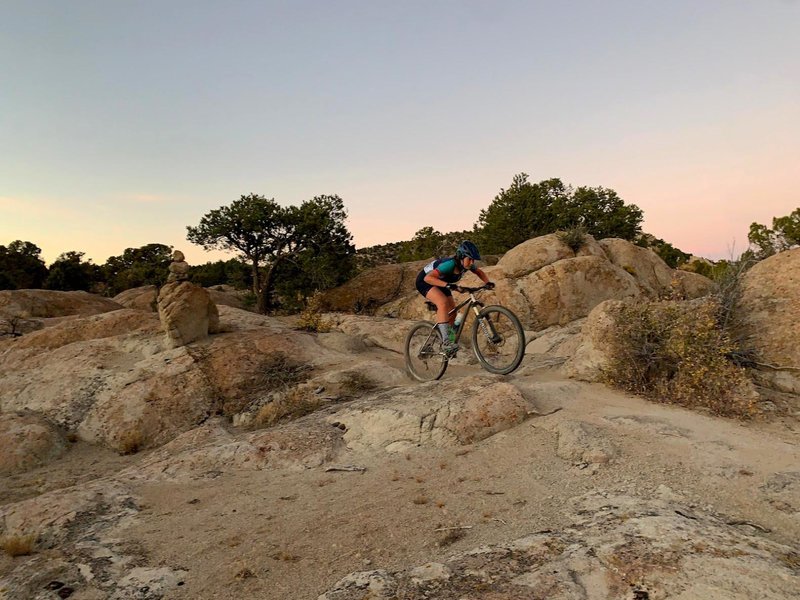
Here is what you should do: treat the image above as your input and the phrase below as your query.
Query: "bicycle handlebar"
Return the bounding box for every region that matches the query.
[455,284,492,294]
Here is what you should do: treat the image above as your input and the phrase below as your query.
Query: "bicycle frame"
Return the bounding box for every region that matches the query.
[419,285,500,357]
[407,283,525,379]
[448,292,482,343]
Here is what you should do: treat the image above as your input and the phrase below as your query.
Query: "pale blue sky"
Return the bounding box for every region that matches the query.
[2,0,798,264]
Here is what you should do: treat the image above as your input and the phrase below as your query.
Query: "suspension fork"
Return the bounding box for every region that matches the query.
[473,303,502,343]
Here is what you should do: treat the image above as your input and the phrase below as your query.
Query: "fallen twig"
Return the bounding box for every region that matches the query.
[726,519,771,533]
[434,525,473,532]
[325,465,367,473]
[752,361,800,372]
[531,407,564,417]
[675,509,699,520]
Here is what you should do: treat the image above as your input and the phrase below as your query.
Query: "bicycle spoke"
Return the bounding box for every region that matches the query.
[405,322,448,381]
[472,307,525,375]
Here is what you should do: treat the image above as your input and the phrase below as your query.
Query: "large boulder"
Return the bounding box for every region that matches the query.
[599,238,680,298]
[157,281,221,349]
[113,285,158,311]
[517,255,641,327]
[672,269,714,299]
[496,233,606,278]
[561,299,624,381]
[0,290,123,319]
[739,248,800,393]
[321,260,428,314]
[328,375,532,452]
[0,306,371,452]
[323,235,711,331]
[0,412,67,475]
[206,287,250,311]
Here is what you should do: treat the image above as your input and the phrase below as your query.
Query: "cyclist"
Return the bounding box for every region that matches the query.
[415,240,494,354]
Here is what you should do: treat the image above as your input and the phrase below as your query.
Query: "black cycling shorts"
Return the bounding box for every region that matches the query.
[416,270,452,298]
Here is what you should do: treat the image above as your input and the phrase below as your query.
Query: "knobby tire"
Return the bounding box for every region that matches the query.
[471,305,525,375]
[404,322,448,382]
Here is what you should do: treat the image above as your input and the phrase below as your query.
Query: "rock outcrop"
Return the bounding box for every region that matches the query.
[326,235,713,330]
[113,285,158,311]
[0,305,406,452]
[0,289,123,336]
[321,260,428,314]
[739,248,800,393]
[0,412,67,475]
[327,375,531,452]
[157,281,221,348]
[496,232,606,278]
[156,251,220,348]
[321,492,800,600]
[0,480,187,599]
[0,290,122,320]
[516,255,640,327]
[561,300,623,381]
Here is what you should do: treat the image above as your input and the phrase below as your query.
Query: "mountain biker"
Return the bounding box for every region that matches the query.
[415,240,494,354]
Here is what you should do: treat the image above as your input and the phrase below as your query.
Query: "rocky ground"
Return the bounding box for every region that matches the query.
[2,244,799,599]
[2,341,799,599]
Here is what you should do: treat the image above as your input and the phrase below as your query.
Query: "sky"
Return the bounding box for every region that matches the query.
[2,0,798,265]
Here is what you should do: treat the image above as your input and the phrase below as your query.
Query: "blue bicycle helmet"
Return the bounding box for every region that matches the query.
[455,240,481,261]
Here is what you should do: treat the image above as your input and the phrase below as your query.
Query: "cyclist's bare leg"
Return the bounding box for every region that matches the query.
[425,286,455,326]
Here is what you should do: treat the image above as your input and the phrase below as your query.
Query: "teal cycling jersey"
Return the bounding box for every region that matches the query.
[422,257,475,284]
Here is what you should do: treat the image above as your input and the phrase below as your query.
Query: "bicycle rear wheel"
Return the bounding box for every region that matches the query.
[471,306,525,375]
[404,322,448,382]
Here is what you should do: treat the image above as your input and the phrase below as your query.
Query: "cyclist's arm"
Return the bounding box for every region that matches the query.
[473,267,491,284]
[423,269,450,288]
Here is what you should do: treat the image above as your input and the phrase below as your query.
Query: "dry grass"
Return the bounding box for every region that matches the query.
[252,388,322,428]
[603,298,757,419]
[295,292,332,333]
[338,371,378,397]
[255,352,312,391]
[271,550,301,562]
[118,428,145,455]
[1,533,36,557]
[437,528,466,547]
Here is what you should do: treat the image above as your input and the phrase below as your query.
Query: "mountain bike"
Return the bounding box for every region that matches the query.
[404,284,525,381]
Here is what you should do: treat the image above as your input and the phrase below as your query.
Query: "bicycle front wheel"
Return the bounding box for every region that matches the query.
[471,306,525,375]
[404,322,448,382]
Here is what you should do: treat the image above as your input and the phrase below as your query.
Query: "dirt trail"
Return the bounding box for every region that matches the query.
[3,345,799,600]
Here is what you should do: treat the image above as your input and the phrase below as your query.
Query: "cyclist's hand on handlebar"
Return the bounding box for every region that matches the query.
[447,283,464,292]
[484,281,495,290]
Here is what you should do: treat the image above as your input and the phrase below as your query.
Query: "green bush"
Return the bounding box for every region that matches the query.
[557,224,588,252]
[603,299,756,418]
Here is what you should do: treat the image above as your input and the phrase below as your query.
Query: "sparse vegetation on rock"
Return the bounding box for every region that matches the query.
[0,533,36,557]
[295,291,333,332]
[252,387,322,428]
[603,298,757,418]
[1,231,798,600]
